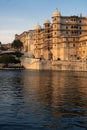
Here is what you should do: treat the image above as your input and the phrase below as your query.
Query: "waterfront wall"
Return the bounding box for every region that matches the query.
[21,58,87,71]
[21,58,40,70]
[21,58,52,70]
[52,61,87,71]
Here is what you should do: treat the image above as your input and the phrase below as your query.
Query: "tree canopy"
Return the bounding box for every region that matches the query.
[15,51,23,58]
[0,54,20,66]
[0,46,8,51]
[12,40,23,51]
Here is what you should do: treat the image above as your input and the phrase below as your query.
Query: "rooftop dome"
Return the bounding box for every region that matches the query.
[44,19,50,24]
[52,9,61,17]
[35,24,41,30]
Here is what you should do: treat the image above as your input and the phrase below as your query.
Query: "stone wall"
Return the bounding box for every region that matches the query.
[21,58,40,70]
[52,60,87,71]
[21,57,87,71]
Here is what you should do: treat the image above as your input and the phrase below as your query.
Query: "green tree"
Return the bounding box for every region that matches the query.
[0,46,8,51]
[15,51,23,58]
[14,51,24,65]
[12,40,23,51]
[0,54,20,67]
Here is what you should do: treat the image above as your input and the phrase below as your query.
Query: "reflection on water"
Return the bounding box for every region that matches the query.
[0,70,87,130]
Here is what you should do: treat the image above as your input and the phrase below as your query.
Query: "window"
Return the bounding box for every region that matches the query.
[66,38,68,41]
[73,38,75,41]
[66,26,68,29]
[73,44,75,47]
[74,25,78,28]
[83,51,85,54]
[55,25,56,28]
[54,32,56,35]
[54,17,56,21]
[48,36,50,38]
[83,41,86,45]
[79,27,81,29]
[79,20,81,23]
[66,31,68,34]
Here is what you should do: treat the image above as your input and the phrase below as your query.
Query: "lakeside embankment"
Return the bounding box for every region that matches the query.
[0,63,24,70]
[21,58,87,71]
[1,58,87,71]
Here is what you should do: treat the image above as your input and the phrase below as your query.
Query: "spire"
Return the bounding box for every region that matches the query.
[56,8,58,12]
[52,8,61,17]
[35,23,41,30]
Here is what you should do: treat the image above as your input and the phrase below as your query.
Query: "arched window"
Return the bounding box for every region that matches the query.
[73,44,75,47]
[55,32,57,35]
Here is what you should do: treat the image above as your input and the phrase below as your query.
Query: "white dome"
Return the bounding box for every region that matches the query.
[35,24,41,30]
[52,9,61,17]
[44,19,50,24]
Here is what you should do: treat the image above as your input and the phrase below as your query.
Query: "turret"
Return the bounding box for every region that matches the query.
[52,9,61,23]
[52,9,61,42]
[35,23,41,30]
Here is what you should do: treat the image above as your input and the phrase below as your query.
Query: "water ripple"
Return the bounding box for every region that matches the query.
[0,70,87,130]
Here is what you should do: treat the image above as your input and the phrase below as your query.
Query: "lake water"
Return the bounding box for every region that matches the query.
[0,70,87,130]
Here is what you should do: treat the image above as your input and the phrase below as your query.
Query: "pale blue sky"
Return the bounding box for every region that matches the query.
[0,0,87,44]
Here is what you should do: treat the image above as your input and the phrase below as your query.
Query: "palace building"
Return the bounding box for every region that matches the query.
[15,9,87,61]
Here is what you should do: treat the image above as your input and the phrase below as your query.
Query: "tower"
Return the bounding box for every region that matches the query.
[52,9,61,43]
[52,9,61,60]
[44,19,51,49]
[34,23,41,58]
[43,19,53,60]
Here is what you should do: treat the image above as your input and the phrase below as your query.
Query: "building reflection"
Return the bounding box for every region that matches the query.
[0,70,87,129]
[21,70,87,119]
